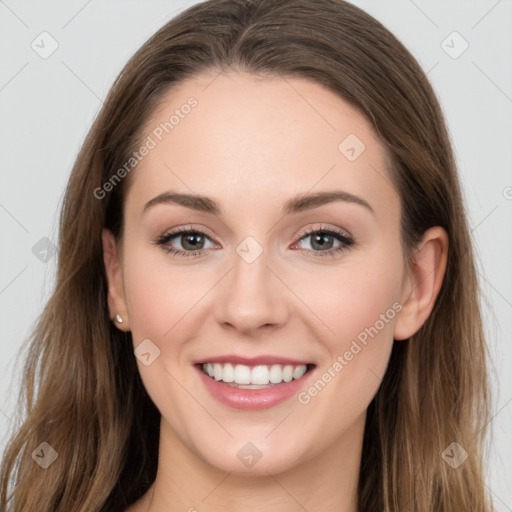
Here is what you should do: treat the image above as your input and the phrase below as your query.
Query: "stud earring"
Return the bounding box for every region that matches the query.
[112,314,124,324]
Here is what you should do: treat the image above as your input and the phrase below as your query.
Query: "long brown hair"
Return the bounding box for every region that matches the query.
[0,0,494,510]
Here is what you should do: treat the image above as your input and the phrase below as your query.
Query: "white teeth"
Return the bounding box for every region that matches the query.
[282,365,294,382]
[213,363,223,381]
[293,365,306,379]
[201,362,308,385]
[234,364,251,384]
[222,363,234,382]
[269,364,283,383]
[251,365,270,385]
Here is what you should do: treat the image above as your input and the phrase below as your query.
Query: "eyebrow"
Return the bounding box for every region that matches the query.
[142,189,375,217]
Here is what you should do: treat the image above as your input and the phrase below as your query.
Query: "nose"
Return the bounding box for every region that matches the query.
[214,246,290,336]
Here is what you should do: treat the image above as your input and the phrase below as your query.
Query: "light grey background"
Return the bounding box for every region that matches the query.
[1,0,511,507]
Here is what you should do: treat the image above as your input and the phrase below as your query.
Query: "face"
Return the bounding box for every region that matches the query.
[106,70,413,475]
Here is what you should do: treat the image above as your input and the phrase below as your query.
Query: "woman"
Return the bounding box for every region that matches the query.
[0,0,494,510]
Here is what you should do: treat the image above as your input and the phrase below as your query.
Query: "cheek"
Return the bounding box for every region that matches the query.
[122,241,204,341]
[294,245,403,409]
[121,243,205,417]
[298,254,403,354]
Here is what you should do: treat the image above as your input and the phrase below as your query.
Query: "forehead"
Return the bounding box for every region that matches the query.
[126,70,398,223]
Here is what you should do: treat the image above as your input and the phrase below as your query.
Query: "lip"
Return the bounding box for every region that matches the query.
[192,354,313,366]
[194,362,316,411]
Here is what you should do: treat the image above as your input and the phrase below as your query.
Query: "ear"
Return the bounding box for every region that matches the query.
[394,226,448,341]
[102,228,130,331]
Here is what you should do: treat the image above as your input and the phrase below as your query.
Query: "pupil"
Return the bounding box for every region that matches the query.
[184,233,203,250]
[312,233,332,250]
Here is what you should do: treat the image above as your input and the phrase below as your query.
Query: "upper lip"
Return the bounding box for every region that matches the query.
[193,355,314,366]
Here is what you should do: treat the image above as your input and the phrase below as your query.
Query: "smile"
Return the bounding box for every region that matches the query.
[194,360,316,410]
[201,362,310,388]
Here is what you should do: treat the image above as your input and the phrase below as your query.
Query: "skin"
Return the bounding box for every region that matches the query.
[103,70,448,512]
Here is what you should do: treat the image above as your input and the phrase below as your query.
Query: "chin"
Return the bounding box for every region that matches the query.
[195,436,308,476]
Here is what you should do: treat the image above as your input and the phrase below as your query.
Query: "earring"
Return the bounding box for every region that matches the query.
[112,314,124,324]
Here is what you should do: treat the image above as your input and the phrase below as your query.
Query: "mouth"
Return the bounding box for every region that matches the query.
[196,362,316,389]
[192,355,318,410]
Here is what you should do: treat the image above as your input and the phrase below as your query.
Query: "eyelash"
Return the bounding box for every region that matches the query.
[154,224,355,259]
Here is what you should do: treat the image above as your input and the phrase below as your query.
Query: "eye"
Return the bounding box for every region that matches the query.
[291,225,355,258]
[154,227,216,258]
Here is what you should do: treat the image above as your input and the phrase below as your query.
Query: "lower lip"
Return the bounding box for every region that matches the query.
[195,365,315,410]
